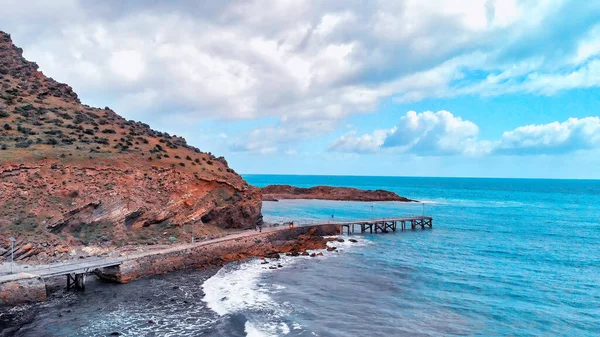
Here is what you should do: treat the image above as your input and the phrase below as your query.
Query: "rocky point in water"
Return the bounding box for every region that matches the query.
[0,31,262,264]
[260,184,416,202]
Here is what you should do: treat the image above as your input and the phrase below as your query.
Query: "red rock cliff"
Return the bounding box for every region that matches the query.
[0,31,262,262]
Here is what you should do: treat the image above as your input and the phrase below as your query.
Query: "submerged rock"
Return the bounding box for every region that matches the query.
[264,252,280,259]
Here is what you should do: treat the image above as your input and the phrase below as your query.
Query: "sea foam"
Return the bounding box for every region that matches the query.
[201,234,370,336]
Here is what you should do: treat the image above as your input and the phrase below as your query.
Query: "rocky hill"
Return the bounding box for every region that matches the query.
[261,184,416,202]
[0,31,262,264]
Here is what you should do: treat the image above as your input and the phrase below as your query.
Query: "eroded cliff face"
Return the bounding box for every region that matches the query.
[0,31,262,263]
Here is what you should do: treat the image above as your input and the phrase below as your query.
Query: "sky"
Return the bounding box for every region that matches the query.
[2,0,600,178]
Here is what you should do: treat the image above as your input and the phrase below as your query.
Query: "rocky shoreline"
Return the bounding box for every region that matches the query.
[261,184,416,202]
[0,230,359,336]
[94,224,340,283]
[0,224,341,306]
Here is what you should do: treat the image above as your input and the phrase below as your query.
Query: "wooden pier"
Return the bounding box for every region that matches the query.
[325,216,433,235]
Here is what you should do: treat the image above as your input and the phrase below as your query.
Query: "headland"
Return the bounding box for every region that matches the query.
[261,184,416,202]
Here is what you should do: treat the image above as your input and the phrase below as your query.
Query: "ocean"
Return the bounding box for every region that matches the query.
[2,175,599,336]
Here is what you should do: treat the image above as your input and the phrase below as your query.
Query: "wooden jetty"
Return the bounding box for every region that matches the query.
[319,216,433,235]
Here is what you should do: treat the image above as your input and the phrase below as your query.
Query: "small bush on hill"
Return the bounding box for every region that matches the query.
[17,125,34,135]
[15,139,32,148]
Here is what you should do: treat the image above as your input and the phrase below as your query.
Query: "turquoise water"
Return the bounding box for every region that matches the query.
[240,175,600,336]
[3,176,599,336]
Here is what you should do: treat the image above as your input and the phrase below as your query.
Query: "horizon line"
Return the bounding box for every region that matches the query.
[240,173,600,181]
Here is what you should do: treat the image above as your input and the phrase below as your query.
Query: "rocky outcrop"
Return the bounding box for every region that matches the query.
[96,224,340,283]
[0,31,262,262]
[261,184,416,202]
[0,275,47,305]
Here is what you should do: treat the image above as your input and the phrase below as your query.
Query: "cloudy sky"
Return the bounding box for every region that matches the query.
[3,0,600,178]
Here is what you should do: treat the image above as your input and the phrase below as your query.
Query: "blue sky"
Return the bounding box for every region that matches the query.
[3,0,600,178]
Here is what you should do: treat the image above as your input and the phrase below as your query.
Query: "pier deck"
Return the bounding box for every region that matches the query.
[304,216,433,235]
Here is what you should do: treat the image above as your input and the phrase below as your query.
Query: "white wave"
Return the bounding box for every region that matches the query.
[202,260,278,316]
[244,321,278,337]
[202,259,296,337]
[202,234,371,336]
[418,199,446,204]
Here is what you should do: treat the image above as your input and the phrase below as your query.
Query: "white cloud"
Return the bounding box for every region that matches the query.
[229,119,337,154]
[1,0,600,152]
[330,110,491,156]
[497,117,600,155]
[571,24,600,64]
[329,129,391,154]
[330,112,600,157]
[382,110,488,155]
[109,50,145,81]
[2,1,598,122]
[524,59,600,95]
